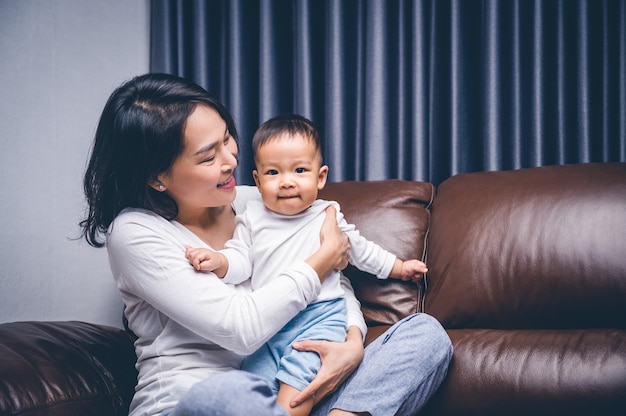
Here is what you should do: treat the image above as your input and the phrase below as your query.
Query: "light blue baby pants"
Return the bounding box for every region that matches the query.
[242,298,348,392]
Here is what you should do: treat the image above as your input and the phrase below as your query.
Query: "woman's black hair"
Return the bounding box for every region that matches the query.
[80,73,238,247]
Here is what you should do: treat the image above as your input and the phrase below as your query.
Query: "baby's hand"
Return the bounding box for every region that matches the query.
[184,246,223,272]
[398,259,428,282]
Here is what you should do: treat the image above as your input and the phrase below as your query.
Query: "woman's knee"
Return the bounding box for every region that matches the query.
[390,313,453,361]
[416,314,452,350]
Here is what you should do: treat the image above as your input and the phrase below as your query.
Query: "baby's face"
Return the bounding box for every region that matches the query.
[253,133,328,216]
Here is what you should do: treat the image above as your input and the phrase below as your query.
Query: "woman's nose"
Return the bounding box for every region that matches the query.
[221,148,238,171]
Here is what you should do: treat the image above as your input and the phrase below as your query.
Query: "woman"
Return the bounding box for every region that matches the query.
[81,73,452,416]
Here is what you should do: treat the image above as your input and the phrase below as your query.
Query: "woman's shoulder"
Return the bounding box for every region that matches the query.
[107,208,172,243]
[111,207,165,228]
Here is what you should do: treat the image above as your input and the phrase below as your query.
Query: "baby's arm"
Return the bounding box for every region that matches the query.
[333,201,427,283]
[185,246,229,278]
[388,258,428,282]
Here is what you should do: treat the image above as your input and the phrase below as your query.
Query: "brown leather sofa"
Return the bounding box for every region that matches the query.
[1,163,625,415]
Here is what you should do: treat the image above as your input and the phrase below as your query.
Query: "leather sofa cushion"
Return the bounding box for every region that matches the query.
[422,328,626,415]
[425,163,626,329]
[0,321,137,416]
[320,179,434,327]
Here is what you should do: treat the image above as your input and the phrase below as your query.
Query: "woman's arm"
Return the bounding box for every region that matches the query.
[305,205,351,280]
[108,210,320,355]
[108,207,351,356]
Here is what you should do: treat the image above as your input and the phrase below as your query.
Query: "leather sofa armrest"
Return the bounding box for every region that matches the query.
[0,321,137,416]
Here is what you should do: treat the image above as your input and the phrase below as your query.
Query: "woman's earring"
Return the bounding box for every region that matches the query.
[159,185,165,191]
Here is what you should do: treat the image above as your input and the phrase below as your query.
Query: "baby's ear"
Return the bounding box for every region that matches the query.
[317,165,329,190]
[252,170,261,188]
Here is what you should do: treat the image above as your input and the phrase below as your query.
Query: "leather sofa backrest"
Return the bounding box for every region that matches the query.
[425,163,626,329]
[320,179,434,327]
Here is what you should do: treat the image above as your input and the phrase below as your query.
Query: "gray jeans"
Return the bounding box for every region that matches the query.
[168,313,452,416]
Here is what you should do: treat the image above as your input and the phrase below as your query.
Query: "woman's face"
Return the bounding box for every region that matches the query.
[156,104,238,214]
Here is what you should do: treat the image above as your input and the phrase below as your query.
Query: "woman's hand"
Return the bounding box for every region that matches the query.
[289,326,364,408]
[305,205,350,282]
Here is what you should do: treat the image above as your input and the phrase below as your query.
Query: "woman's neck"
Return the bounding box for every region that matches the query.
[176,205,236,250]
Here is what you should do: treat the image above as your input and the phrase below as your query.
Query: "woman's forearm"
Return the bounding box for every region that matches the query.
[306,205,349,281]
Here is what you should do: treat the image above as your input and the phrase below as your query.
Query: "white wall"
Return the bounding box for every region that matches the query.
[0,0,150,328]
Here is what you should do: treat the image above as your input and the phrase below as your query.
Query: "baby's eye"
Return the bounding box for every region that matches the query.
[266,169,279,175]
[295,167,306,173]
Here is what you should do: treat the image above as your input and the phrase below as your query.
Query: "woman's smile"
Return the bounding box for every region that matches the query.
[218,176,237,190]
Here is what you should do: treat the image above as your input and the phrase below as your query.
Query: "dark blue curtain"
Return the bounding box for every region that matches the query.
[150,0,625,186]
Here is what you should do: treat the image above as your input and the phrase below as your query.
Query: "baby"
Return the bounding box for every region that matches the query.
[186,114,427,415]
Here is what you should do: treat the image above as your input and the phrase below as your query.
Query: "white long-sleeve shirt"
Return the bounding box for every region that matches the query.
[106,186,366,416]
[222,199,397,305]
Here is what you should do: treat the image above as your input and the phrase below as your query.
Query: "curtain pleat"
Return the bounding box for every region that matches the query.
[151,0,626,186]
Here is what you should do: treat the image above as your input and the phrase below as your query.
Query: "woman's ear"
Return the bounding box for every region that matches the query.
[148,175,167,192]
[317,165,329,190]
